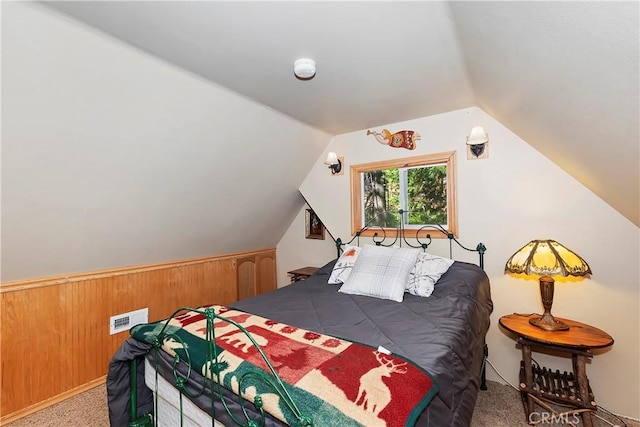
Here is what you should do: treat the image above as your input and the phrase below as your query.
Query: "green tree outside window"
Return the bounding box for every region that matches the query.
[351,152,457,239]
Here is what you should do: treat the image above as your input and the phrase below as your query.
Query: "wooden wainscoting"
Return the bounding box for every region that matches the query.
[0,248,276,423]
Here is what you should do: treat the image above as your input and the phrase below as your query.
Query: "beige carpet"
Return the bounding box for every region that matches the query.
[5,380,638,427]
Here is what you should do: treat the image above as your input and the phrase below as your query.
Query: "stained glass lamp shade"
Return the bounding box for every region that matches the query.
[504,240,591,331]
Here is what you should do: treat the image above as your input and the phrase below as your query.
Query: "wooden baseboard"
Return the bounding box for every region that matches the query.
[0,376,106,425]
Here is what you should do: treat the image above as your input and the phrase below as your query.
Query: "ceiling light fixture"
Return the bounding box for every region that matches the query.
[294,58,316,80]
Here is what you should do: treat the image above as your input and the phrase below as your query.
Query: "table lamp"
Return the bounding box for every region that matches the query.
[504,239,591,331]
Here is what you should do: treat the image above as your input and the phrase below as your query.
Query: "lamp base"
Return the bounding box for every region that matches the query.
[529,312,569,331]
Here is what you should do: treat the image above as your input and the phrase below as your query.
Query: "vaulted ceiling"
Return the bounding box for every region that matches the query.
[44,1,639,226]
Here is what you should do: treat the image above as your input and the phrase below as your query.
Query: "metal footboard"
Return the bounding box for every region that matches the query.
[128,307,313,427]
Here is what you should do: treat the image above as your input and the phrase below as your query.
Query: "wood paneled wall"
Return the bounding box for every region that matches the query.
[0,248,276,423]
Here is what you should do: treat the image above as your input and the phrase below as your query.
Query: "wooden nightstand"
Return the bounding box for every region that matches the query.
[287,266,318,283]
[499,314,613,427]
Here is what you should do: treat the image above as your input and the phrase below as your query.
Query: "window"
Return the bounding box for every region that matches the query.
[350,151,457,238]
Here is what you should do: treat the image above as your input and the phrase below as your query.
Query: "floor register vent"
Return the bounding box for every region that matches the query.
[110,308,149,335]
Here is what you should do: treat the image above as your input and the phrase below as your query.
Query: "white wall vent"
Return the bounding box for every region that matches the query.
[110,307,148,335]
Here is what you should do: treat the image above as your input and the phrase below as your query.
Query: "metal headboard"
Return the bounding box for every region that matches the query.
[335,209,486,269]
[334,209,489,391]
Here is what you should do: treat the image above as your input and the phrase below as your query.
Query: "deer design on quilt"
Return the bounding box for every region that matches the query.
[219,330,268,353]
[355,352,408,415]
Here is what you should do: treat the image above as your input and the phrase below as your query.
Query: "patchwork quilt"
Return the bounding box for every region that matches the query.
[131,305,438,427]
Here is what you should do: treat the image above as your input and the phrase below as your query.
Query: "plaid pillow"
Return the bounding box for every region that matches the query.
[327,245,361,284]
[406,252,455,297]
[339,245,420,302]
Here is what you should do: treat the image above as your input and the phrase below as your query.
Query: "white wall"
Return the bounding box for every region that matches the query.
[294,106,640,418]
[1,2,331,281]
[276,201,336,287]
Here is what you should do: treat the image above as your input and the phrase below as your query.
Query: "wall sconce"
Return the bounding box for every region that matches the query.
[466,126,489,160]
[324,152,343,175]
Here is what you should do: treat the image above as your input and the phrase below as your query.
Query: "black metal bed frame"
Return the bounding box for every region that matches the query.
[126,209,490,427]
[336,209,486,266]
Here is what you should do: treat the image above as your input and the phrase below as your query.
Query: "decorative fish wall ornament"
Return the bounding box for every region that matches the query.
[367,129,420,150]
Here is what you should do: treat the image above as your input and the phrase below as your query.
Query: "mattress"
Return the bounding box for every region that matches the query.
[231,260,493,426]
[144,358,225,427]
[122,262,493,427]
[140,259,492,427]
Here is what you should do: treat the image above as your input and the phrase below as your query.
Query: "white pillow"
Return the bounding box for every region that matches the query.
[339,245,420,302]
[327,245,361,284]
[406,252,455,297]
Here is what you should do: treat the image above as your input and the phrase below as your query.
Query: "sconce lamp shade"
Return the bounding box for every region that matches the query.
[505,239,591,331]
[324,152,339,166]
[466,126,489,145]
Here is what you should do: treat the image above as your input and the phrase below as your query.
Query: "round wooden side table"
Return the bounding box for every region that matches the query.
[499,313,613,427]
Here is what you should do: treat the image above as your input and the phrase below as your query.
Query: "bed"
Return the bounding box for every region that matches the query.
[107,222,493,427]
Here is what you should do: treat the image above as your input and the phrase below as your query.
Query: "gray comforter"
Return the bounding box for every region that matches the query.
[107,259,492,427]
[232,260,493,426]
